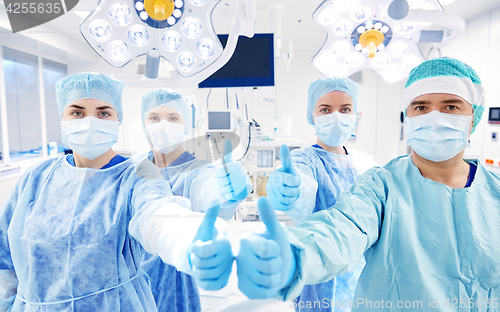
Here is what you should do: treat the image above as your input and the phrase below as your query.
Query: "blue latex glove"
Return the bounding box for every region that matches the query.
[236,197,296,299]
[189,199,234,290]
[266,145,301,211]
[215,140,250,202]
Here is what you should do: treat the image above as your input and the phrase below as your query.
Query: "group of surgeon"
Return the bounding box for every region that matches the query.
[1,57,499,312]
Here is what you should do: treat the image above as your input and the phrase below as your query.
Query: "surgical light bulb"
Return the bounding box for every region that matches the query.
[389,41,408,57]
[401,54,422,71]
[128,25,149,47]
[345,52,364,67]
[107,40,130,62]
[365,22,373,29]
[177,51,196,72]
[181,17,203,39]
[196,38,216,59]
[135,1,144,10]
[357,26,366,34]
[381,64,405,84]
[316,9,339,25]
[374,22,382,30]
[372,52,390,67]
[175,0,184,8]
[377,43,385,51]
[173,9,182,18]
[162,31,182,52]
[351,6,371,22]
[167,16,176,25]
[333,0,358,12]
[355,43,362,51]
[140,11,149,20]
[89,20,112,42]
[189,0,207,6]
[333,20,352,34]
[396,23,415,34]
[332,41,351,56]
[109,3,132,26]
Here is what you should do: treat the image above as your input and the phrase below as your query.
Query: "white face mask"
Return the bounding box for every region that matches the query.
[145,120,185,154]
[61,117,119,160]
[406,110,472,162]
[314,112,356,147]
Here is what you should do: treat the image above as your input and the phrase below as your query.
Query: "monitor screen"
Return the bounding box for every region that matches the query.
[208,111,231,130]
[199,33,275,88]
[490,107,500,121]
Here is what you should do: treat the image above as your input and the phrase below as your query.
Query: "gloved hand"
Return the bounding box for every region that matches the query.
[189,199,234,290]
[215,140,251,202]
[266,145,301,211]
[236,197,296,299]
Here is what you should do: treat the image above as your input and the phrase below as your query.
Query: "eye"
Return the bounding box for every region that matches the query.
[341,107,351,113]
[148,115,160,122]
[169,116,179,122]
[72,110,83,117]
[320,108,330,114]
[446,105,459,111]
[415,106,426,111]
[99,111,110,117]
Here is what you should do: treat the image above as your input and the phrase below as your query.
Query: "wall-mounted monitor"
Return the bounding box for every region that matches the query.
[489,107,500,124]
[198,33,275,88]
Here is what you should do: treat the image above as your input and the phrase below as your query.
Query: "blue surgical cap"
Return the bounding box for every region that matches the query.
[307,76,359,124]
[56,73,124,123]
[141,89,191,134]
[403,58,485,133]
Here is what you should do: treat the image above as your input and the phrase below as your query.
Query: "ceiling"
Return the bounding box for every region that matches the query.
[2,0,500,56]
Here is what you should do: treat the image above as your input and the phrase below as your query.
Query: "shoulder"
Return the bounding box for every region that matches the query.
[355,156,409,185]
[474,160,500,183]
[347,148,379,173]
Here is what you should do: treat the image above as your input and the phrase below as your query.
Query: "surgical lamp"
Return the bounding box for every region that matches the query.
[81,0,255,87]
[312,0,465,83]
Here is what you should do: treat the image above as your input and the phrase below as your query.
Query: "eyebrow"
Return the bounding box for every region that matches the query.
[410,99,465,106]
[96,106,114,110]
[68,104,85,109]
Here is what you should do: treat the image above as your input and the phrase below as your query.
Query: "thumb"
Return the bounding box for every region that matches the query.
[257,197,281,237]
[280,144,296,176]
[193,198,221,242]
[222,140,233,165]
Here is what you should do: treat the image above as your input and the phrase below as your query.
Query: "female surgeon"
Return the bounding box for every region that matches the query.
[0,73,226,311]
[265,77,377,312]
[137,89,251,312]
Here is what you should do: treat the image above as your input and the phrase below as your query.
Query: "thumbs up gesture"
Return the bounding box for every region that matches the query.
[236,197,295,299]
[266,145,301,211]
[189,199,234,290]
[215,140,251,203]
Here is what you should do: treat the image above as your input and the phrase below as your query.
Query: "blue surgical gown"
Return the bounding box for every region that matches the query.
[138,151,236,312]
[279,156,500,312]
[290,146,376,312]
[0,154,186,311]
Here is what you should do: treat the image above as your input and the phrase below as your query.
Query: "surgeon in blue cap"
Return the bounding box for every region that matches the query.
[234,58,500,312]
[0,73,227,311]
[264,76,377,312]
[136,89,251,312]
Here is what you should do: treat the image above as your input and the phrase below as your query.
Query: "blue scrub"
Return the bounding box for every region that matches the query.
[140,151,217,312]
[0,154,183,311]
[291,145,368,312]
[279,156,500,312]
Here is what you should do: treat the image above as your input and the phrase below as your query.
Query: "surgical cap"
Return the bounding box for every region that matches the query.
[403,58,485,133]
[56,73,124,123]
[307,76,359,124]
[141,89,191,134]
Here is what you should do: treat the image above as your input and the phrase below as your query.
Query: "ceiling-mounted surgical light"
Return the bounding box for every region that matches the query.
[312,0,464,84]
[81,0,255,87]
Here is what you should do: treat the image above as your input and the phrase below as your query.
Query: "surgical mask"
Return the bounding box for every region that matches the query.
[406,110,472,162]
[314,112,356,147]
[61,116,119,160]
[145,120,185,154]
